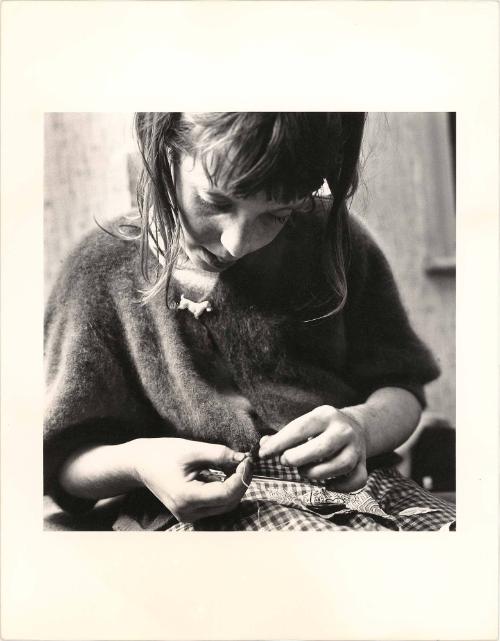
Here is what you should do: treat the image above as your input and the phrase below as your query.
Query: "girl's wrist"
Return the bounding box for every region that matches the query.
[58,439,146,501]
[339,405,372,455]
[122,438,150,485]
[339,388,422,459]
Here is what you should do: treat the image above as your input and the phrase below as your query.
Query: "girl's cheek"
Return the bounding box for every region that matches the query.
[193,214,217,238]
[195,219,223,247]
[182,203,212,237]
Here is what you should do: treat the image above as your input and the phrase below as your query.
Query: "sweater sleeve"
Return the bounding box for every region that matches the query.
[44,234,161,513]
[343,217,440,407]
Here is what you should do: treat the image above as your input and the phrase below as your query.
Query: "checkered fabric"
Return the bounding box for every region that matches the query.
[141,457,456,532]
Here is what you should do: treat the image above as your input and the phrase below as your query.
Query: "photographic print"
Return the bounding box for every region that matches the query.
[43,112,456,533]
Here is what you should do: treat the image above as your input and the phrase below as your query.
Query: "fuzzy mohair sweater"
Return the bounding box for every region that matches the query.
[44,205,440,516]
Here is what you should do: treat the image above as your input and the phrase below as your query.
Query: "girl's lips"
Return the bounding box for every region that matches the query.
[198,246,237,270]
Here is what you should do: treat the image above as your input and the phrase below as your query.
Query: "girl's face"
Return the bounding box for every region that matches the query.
[175,153,306,272]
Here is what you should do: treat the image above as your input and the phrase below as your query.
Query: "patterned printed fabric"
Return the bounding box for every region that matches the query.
[114,458,456,532]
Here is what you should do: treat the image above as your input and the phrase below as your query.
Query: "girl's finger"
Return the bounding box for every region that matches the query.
[185,442,247,473]
[180,458,252,511]
[299,446,358,481]
[193,457,253,507]
[325,462,368,494]
[278,427,350,467]
[259,406,336,459]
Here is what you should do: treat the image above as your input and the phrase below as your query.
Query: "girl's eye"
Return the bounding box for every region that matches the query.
[197,195,232,213]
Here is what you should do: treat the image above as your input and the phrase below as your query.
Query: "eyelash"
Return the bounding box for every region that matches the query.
[198,196,231,213]
[198,195,291,224]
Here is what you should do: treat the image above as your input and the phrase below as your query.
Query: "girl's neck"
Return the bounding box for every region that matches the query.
[172,262,220,303]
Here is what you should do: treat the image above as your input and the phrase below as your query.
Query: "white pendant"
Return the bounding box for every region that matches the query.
[178,294,213,319]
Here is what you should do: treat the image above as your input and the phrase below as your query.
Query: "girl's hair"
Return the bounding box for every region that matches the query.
[134,112,365,317]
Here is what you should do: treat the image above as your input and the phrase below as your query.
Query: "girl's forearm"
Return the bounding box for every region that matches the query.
[59,388,420,501]
[58,440,143,500]
[341,387,422,458]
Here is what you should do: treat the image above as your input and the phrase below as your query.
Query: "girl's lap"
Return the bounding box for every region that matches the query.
[113,462,456,532]
[364,468,456,531]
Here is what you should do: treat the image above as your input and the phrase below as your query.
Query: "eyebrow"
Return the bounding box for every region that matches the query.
[204,189,301,214]
[264,204,296,214]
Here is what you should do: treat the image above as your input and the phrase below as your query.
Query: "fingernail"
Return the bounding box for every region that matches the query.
[260,435,269,445]
[234,452,246,462]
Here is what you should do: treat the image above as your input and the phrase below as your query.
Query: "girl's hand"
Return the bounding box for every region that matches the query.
[258,405,368,492]
[132,438,253,523]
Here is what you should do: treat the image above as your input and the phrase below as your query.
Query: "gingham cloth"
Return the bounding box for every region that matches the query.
[114,457,456,532]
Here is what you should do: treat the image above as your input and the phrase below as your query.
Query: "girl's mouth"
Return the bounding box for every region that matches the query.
[197,246,237,271]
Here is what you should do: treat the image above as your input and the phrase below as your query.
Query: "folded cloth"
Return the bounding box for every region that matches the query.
[113,457,456,532]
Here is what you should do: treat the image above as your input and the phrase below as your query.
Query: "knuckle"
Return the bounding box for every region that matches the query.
[217,444,236,463]
[343,449,358,469]
[209,443,226,458]
[218,444,232,456]
[332,461,351,478]
[304,467,324,481]
[315,441,334,460]
[324,424,340,441]
[329,422,352,443]
[219,483,234,501]
[222,479,245,503]
[314,405,336,421]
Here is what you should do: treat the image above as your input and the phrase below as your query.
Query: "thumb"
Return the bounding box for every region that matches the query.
[222,456,254,496]
[187,442,247,474]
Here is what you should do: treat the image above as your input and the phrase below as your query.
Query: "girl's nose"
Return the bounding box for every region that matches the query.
[220,220,261,259]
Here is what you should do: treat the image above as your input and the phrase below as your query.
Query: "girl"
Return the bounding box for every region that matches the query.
[44,112,456,531]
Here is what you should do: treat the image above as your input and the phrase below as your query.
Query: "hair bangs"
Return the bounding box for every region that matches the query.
[189,113,343,204]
